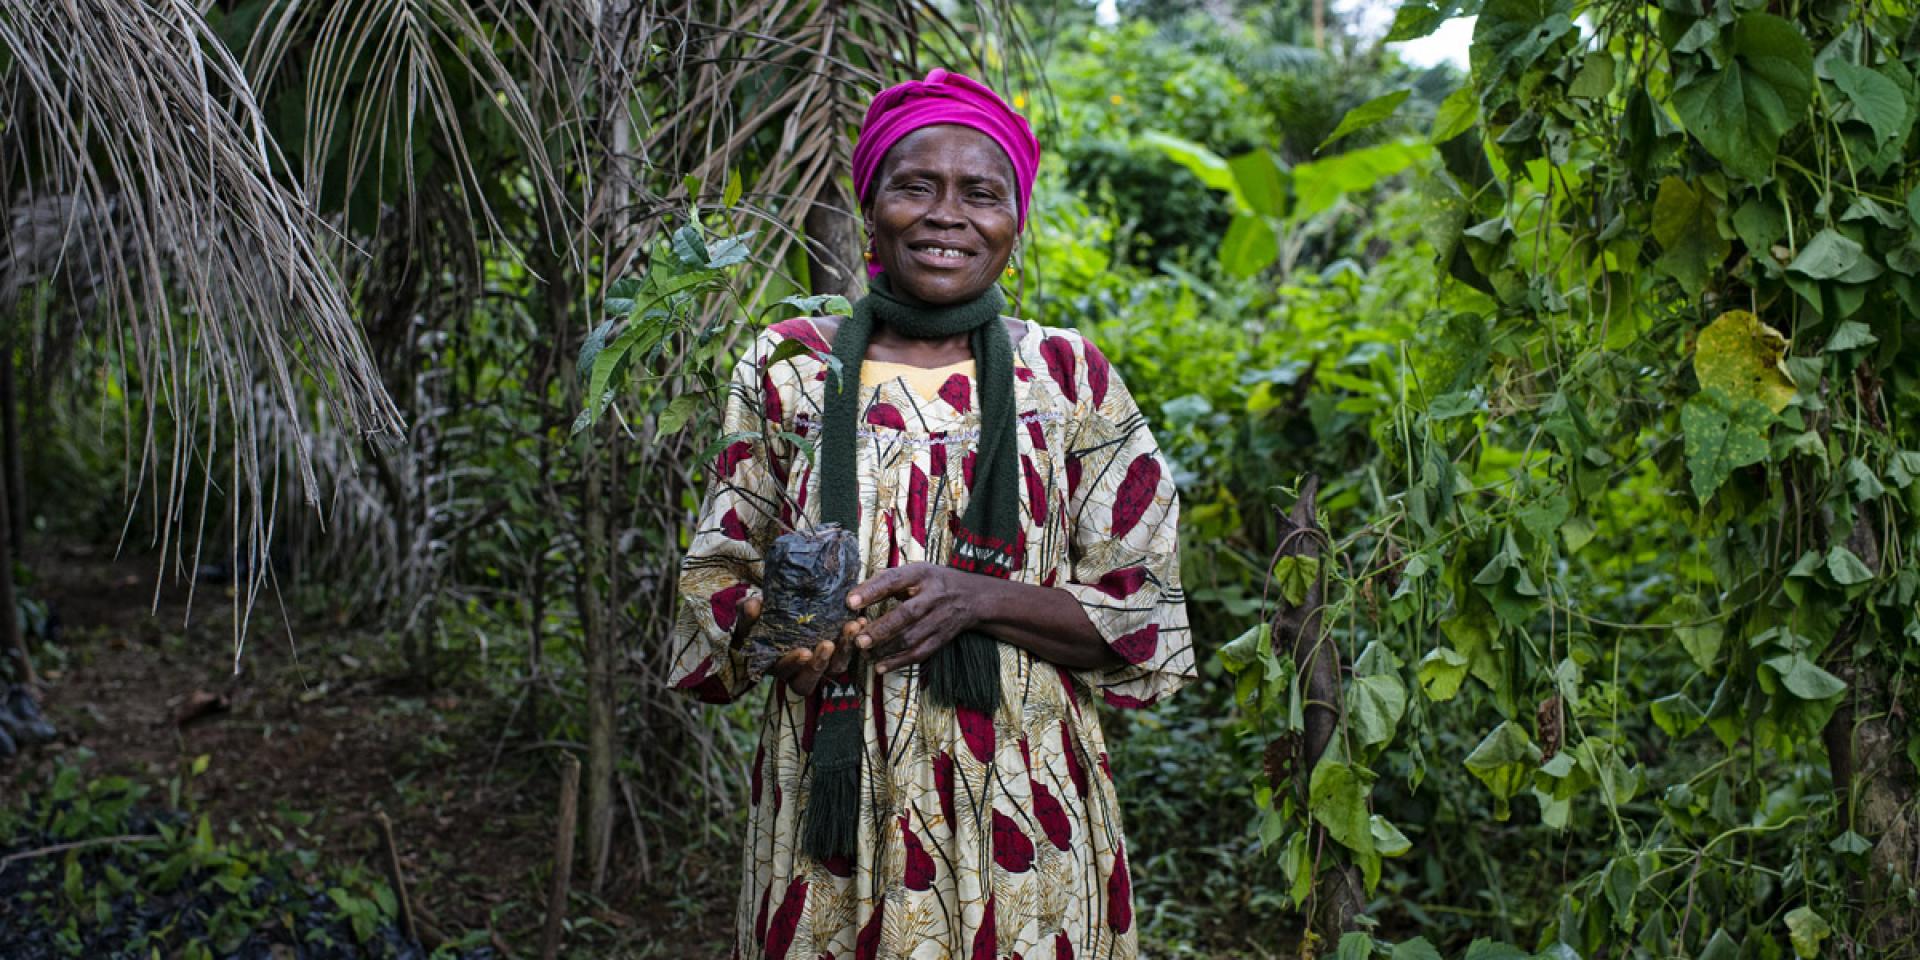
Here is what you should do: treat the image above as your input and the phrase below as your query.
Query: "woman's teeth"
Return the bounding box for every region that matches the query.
[922,247,969,259]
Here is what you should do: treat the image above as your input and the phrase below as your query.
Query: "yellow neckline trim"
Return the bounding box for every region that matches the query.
[863,358,975,373]
[861,358,976,402]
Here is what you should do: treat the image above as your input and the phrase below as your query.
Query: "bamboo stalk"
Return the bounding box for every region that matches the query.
[540,753,582,960]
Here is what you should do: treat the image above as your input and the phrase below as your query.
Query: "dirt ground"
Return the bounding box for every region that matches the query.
[9,540,736,958]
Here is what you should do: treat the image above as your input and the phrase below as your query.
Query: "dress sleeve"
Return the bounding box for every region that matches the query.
[666,331,790,704]
[1053,332,1195,709]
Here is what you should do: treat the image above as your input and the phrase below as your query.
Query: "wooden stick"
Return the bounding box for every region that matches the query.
[0,834,154,874]
[375,812,418,945]
[540,753,582,960]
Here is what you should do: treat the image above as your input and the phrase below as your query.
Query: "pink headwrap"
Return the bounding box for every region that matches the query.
[851,69,1040,274]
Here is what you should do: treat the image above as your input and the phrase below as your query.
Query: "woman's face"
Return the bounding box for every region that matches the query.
[864,125,1019,305]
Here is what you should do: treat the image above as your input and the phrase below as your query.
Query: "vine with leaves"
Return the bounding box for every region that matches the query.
[1218,0,1920,956]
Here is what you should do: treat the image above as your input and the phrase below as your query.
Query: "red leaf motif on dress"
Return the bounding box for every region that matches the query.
[773,782,782,813]
[762,368,784,426]
[939,374,972,413]
[958,705,995,763]
[1102,690,1155,709]
[1015,366,1035,382]
[1065,455,1082,500]
[821,853,853,878]
[801,689,822,751]
[901,815,935,891]
[1099,751,1113,781]
[885,512,900,568]
[1026,417,1047,451]
[1039,336,1078,404]
[972,897,998,960]
[993,809,1035,873]
[765,876,808,960]
[1062,721,1088,798]
[1109,454,1160,539]
[716,440,753,480]
[1032,782,1073,851]
[720,507,751,542]
[769,318,830,353]
[934,751,957,828]
[1107,846,1133,933]
[855,902,885,960]
[710,582,749,631]
[1090,566,1148,600]
[867,401,905,430]
[1084,340,1111,408]
[1056,666,1082,714]
[908,465,929,546]
[1111,624,1160,664]
[1022,454,1047,524]
[751,742,764,805]
[929,433,948,477]
[1055,931,1074,960]
[754,883,771,943]
[1042,568,1058,588]
[671,656,730,704]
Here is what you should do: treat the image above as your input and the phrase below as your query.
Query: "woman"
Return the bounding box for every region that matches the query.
[669,68,1192,960]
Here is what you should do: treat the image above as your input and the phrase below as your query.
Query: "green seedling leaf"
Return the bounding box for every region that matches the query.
[1682,387,1774,501]
[1463,721,1537,820]
[1785,906,1831,959]
[1321,89,1411,151]
[1695,309,1795,412]
[1651,176,1728,294]
[1417,647,1469,701]
[1308,760,1375,855]
[1829,59,1908,146]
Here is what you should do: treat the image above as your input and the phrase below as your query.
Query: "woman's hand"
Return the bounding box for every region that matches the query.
[845,563,984,675]
[733,594,870,697]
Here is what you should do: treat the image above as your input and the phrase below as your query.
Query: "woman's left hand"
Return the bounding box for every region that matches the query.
[846,563,983,675]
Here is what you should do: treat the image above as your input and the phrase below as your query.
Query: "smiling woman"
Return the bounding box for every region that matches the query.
[667,69,1194,960]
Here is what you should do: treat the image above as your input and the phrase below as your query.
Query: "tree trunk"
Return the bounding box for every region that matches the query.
[1,338,22,559]
[1270,475,1361,942]
[806,178,862,300]
[0,447,30,687]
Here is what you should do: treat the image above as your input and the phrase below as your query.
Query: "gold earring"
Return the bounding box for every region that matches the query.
[863,248,873,263]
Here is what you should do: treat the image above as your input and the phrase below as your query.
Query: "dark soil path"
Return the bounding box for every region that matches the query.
[7,540,735,957]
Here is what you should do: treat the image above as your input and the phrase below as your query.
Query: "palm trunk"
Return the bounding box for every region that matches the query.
[1,338,22,560]
[0,450,29,686]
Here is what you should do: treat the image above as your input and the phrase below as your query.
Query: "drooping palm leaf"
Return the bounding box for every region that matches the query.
[0,0,402,644]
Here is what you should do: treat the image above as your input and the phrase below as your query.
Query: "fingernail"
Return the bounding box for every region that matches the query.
[875,665,886,674]
[857,635,871,648]
[847,594,861,607]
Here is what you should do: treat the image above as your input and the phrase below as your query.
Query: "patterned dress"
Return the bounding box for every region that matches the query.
[668,315,1193,960]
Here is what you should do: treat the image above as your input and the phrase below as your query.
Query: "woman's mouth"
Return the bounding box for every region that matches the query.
[908,243,975,263]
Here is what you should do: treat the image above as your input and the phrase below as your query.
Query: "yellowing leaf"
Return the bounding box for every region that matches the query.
[1694,310,1796,413]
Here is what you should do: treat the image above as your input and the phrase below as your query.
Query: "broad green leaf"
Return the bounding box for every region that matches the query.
[1827,545,1874,584]
[657,394,704,436]
[1671,13,1814,181]
[1682,388,1774,501]
[1463,722,1537,820]
[1789,228,1882,283]
[1337,932,1374,960]
[1348,674,1408,746]
[1321,90,1411,151]
[704,231,755,269]
[1418,647,1469,701]
[1831,830,1872,855]
[1274,555,1321,607]
[1430,85,1478,143]
[1765,653,1847,700]
[1390,937,1443,960]
[721,167,743,207]
[1823,321,1879,352]
[1603,855,1639,928]
[1785,906,1831,959]
[777,293,854,318]
[1140,131,1241,200]
[1650,177,1728,294]
[1461,940,1530,960]
[671,223,710,266]
[1470,0,1576,84]
[1386,1,1448,42]
[1651,692,1706,738]
[1699,929,1740,960]
[1694,311,1796,413]
[1292,140,1431,218]
[1829,59,1909,146]
[1221,212,1280,278]
[1369,815,1412,856]
[1569,51,1615,99]
[1308,761,1375,855]
[1218,622,1269,673]
[1228,150,1288,218]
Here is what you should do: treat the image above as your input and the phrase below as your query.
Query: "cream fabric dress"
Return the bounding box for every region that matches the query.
[668,315,1193,960]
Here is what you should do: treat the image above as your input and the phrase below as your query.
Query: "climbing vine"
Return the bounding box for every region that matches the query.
[1220,0,1920,955]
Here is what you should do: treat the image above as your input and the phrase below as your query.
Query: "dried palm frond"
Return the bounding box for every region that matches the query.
[0,0,403,651]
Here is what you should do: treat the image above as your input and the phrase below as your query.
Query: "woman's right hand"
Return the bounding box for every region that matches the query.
[733,595,866,697]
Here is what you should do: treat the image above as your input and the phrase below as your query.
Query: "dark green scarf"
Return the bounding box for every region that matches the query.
[803,273,1020,861]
